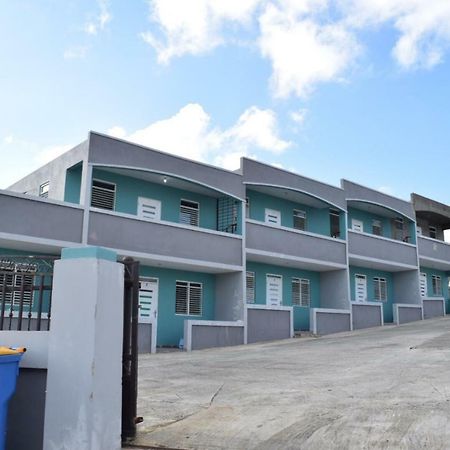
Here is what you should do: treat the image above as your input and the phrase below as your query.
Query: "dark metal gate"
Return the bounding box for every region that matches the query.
[121,257,142,443]
[0,255,56,331]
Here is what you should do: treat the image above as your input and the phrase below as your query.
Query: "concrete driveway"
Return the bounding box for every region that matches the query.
[132,317,450,449]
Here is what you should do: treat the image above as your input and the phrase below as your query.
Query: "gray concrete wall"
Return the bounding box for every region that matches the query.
[320,270,350,309]
[242,158,346,210]
[215,272,244,321]
[342,179,415,219]
[3,317,50,332]
[0,192,83,243]
[416,218,445,240]
[138,323,152,354]
[393,270,421,304]
[423,299,445,319]
[6,369,47,450]
[8,141,88,201]
[314,311,351,335]
[352,304,382,330]
[418,236,450,263]
[246,221,346,266]
[398,306,422,325]
[190,324,244,350]
[88,132,244,200]
[348,231,418,267]
[88,211,242,267]
[247,309,291,344]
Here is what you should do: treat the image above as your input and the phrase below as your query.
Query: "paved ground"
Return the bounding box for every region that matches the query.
[130,317,450,450]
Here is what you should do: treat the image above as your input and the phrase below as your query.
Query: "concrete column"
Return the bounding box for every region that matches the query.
[43,247,124,450]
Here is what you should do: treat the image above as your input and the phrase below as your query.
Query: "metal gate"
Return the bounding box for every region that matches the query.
[0,255,55,331]
[121,257,142,443]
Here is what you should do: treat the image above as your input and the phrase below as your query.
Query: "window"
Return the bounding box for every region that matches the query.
[293,209,306,231]
[432,275,442,296]
[429,226,437,239]
[265,208,281,226]
[0,270,33,307]
[292,278,310,307]
[91,179,116,210]
[372,220,382,236]
[373,277,387,302]
[416,226,422,235]
[179,200,199,227]
[175,281,202,315]
[246,271,255,303]
[393,218,404,241]
[39,181,49,198]
[330,209,340,238]
[351,219,363,232]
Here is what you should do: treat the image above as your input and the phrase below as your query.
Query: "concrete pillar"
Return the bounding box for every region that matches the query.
[43,247,124,450]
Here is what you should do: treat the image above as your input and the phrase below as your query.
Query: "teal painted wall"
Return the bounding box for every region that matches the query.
[140,265,216,347]
[93,169,242,234]
[348,207,416,244]
[349,266,394,323]
[64,164,82,204]
[246,261,320,331]
[247,189,343,238]
[420,267,449,300]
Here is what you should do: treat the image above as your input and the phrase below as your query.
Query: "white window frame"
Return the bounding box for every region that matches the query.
[246,271,255,304]
[292,277,310,307]
[39,181,49,198]
[293,209,306,231]
[179,199,200,227]
[351,219,364,232]
[373,277,387,302]
[0,270,34,307]
[265,208,281,226]
[432,275,442,296]
[175,280,202,316]
[91,178,116,211]
[330,209,340,238]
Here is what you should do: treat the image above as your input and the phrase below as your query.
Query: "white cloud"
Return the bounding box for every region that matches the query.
[141,0,262,63]
[63,46,89,60]
[85,0,111,36]
[3,135,14,144]
[106,103,290,170]
[35,144,74,165]
[290,108,308,125]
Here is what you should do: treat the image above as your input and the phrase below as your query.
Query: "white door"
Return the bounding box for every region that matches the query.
[138,197,161,220]
[139,278,158,324]
[355,274,367,302]
[420,273,427,297]
[265,208,281,226]
[352,219,364,232]
[266,275,282,306]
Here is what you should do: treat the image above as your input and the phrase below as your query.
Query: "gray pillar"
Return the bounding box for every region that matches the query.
[43,247,124,450]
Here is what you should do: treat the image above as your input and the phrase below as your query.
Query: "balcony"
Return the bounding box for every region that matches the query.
[88,209,243,269]
[245,220,347,270]
[0,191,83,245]
[417,236,450,271]
[348,230,418,270]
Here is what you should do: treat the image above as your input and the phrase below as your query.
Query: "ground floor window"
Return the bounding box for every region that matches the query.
[373,277,387,302]
[0,269,34,307]
[246,271,255,303]
[175,281,202,315]
[432,275,442,296]
[292,278,310,307]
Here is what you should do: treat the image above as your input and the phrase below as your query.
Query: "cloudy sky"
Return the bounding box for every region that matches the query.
[1,0,450,204]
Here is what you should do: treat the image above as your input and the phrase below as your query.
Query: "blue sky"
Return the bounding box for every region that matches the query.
[1,0,450,206]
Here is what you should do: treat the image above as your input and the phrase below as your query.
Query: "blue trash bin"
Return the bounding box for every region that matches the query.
[0,352,24,450]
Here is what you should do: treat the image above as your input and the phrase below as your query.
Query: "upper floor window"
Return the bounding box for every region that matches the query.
[180,199,199,227]
[432,275,442,296]
[293,209,306,231]
[39,181,49,198]
[330,209,340,238]
[392,217,405,241]
[91,179,116,210]
[429,226,437,239]
[372,220,382,236]
[373,277,387,302]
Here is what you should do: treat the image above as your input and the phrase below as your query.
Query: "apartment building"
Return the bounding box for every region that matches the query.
[0,132,448,352]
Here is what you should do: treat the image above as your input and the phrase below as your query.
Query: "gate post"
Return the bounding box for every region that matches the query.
[43,247,124,450]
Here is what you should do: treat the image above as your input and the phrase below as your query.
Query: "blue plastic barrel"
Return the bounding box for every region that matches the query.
[0,353,23,450]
